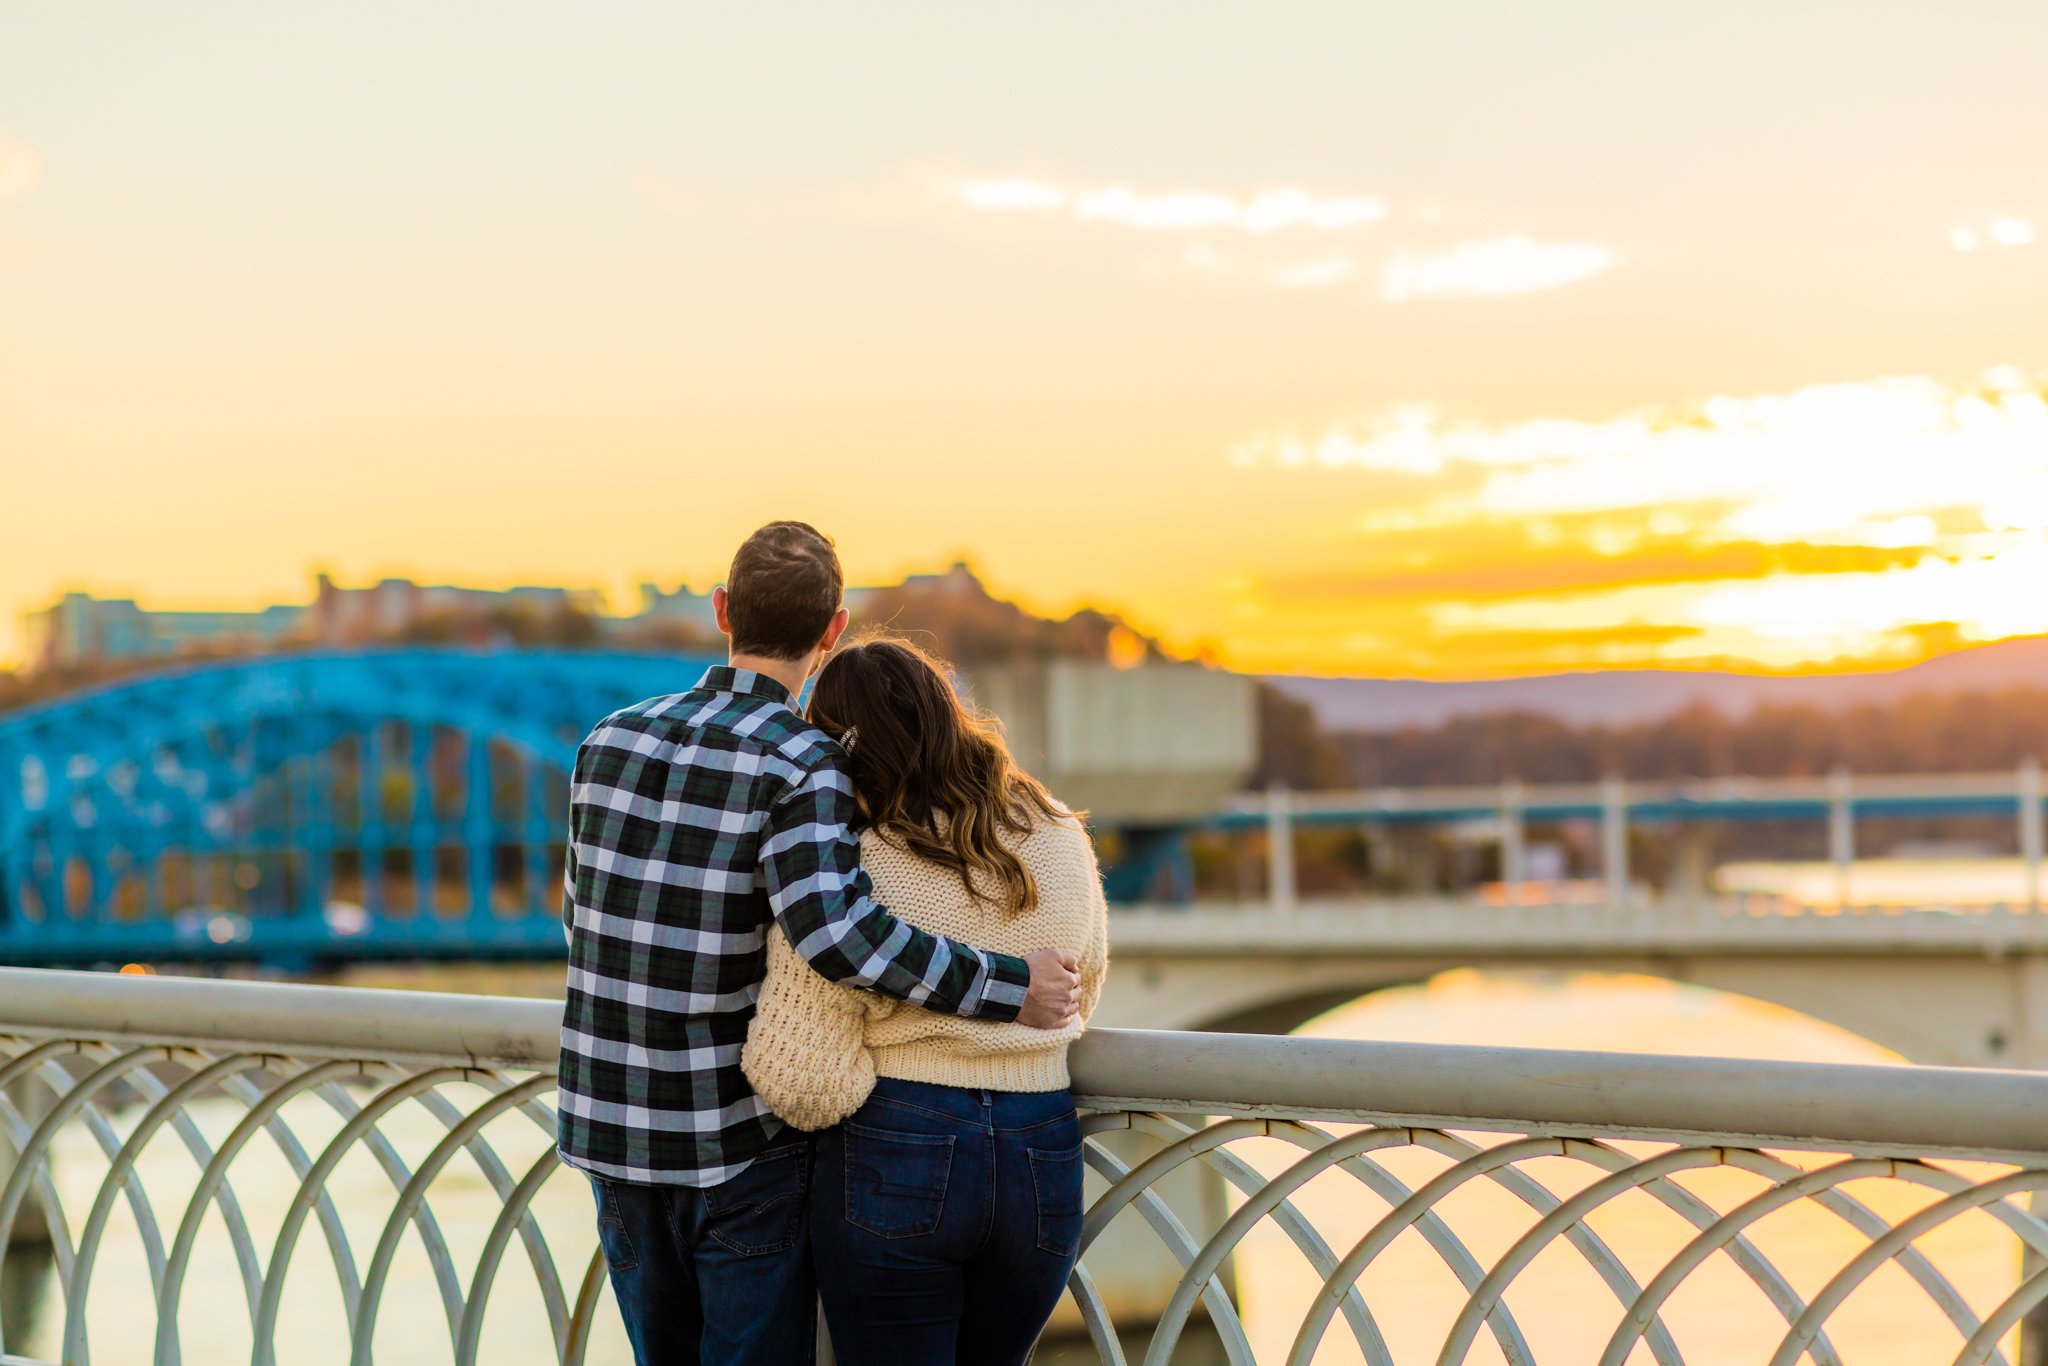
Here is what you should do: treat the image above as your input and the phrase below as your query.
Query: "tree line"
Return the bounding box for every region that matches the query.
[1257,686,2048,790]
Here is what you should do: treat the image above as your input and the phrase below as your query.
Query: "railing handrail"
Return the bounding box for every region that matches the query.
[5,966,2048,1163]
[1220,767,2046,816]
[0,966,557,1071]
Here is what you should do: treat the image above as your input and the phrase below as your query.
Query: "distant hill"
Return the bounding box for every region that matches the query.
[1268,633,2048,731]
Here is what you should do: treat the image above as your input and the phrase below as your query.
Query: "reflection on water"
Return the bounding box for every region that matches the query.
[1719,855,2048,908]
[10,966,2021,1363]
[1225,971,1998,1364]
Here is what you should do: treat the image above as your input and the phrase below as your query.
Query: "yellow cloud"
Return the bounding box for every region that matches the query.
[1225,365,2048,675]
[1952,217,2036,252]
[1236,368,2048,545]
[1380,236,1615,301]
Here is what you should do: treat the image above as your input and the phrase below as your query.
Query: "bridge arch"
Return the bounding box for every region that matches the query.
[1098,952,2009,1069]
[0,649,721,960]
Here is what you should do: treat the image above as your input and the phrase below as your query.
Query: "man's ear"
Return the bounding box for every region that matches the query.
[818,606,850,654]
[712,585,732,636]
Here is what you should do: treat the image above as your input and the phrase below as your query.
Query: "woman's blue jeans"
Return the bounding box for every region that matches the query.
[811,1077,1084,1366]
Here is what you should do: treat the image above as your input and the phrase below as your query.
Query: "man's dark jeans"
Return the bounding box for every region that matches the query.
[588,1138,817,1366]
[811,1078,1084,1366]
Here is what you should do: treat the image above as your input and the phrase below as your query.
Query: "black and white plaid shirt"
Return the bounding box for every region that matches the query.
[556,665,1032,1185]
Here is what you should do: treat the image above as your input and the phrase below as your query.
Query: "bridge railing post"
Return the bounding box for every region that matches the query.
[2022,757,2044,919]
[1266,783,1296,914]
[1829,765,1856,911]
[1601,775,1628,907]
[1499,779,1526,904]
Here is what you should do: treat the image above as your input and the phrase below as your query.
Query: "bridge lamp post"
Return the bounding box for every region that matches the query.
[2022,757,2044,919]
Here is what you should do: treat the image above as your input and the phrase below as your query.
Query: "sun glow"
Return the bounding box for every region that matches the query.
[1224,367,2048,675]
[9,4,2048,684]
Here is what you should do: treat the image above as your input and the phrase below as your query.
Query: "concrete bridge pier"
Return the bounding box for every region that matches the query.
[1667,826,1716,901]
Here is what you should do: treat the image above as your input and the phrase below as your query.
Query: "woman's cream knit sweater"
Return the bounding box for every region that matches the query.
[741,810,1109,1132]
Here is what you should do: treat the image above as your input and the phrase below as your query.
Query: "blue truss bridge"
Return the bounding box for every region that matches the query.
[0,649,724,965]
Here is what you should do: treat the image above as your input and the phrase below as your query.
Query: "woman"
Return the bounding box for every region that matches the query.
[741,636,1109,1366]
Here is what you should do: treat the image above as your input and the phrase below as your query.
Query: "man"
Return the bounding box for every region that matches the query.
[558,521,1082,1366]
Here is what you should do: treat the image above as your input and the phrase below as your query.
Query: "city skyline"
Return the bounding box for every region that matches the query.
[5,3,2048,678]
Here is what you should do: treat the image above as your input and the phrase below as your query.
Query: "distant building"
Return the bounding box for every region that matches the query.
[306,575,604,645]
[24,593,304,671]
[626,582,720,635]
[22,577,608,670]
[22,562,996,672]
[629,564,982,635]
[844,561,982,614]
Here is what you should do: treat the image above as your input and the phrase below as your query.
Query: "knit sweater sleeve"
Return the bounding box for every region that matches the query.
[1076,832,1111,1024]
[741,926,876,1131]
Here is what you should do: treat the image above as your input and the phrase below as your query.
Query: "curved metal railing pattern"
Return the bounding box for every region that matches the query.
[5,968,2048,1364]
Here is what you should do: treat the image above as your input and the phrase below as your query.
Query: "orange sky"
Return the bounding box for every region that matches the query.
[5,4,2048,679]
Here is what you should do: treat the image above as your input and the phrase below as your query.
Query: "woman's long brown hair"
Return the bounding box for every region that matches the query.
[808,635,1076,914]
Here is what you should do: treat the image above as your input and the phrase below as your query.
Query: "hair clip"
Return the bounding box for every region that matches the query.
[839,726,860,754]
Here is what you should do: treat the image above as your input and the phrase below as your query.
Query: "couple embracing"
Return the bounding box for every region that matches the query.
[557,522,1110,1365]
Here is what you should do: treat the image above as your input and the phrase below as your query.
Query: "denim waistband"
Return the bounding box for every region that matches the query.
[866,1076,1076,1130]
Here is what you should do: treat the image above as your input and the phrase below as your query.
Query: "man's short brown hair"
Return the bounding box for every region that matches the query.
[725,521,843,660]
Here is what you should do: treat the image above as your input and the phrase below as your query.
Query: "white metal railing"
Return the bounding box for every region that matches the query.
[6,968,2048,1363]
[1239,763,2048,914]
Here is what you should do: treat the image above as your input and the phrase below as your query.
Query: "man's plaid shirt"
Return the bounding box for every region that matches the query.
[556,665,1032,1186]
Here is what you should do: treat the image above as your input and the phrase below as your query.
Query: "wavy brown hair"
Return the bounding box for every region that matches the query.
[808,635,1075,914]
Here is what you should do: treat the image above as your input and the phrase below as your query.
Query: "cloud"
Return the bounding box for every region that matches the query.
[1229,365,2048,671]
[1266,533,1930,604]
[1951,217,2035,252]
[1381,236,1614,301]
[956,176,1386,234]
[1233,368,2048,543]
[945,171,1614,302]
[0,135,40,208]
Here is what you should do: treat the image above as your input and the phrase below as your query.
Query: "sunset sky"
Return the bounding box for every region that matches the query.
[4,3,2048,678]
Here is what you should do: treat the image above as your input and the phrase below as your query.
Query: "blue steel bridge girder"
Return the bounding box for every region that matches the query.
[0,649,720,963]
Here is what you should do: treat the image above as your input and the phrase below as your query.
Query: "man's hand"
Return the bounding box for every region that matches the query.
[1016,948,1081,1029]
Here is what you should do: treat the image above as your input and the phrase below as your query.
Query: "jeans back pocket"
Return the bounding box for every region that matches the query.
[590,1175,640,1271]
[703,1142,811,1257]
[1027,1141,1085,1257]
[843,1122,955,1239]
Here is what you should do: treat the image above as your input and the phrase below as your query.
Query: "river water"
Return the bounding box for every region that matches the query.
[1,910,2029,1362]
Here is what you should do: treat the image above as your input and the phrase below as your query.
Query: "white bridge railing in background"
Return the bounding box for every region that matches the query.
[1240,763,2048,915]
[6,968,2048,1363]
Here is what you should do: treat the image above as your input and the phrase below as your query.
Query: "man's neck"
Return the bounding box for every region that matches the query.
[727,651,814,702]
